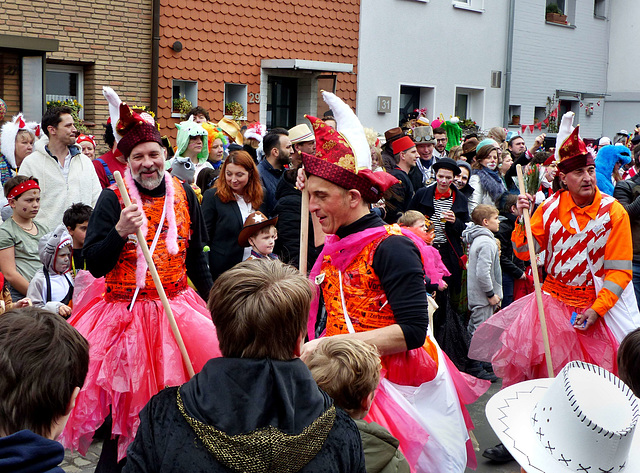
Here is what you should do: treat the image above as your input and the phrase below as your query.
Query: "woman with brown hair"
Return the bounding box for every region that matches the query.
[201,150,264,280]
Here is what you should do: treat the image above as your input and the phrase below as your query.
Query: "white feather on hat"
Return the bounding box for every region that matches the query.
[554,111,575,163]
[102,86,122,142]
[321,91,371,172]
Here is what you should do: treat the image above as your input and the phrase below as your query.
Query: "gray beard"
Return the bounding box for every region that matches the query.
[135,170,164,190]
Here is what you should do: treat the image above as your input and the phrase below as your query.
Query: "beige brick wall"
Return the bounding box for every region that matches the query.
[0,53,21,119]
[0,0,153,154]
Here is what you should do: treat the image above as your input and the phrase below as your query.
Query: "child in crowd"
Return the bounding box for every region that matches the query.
[618,327,640,397]
[398,210,448,293]
[0,176,48,301]
[238,211,279,260]
[0,307,89,471]
[0,272,31,315]
[496,194,526,308]
[63,203,92,275]
[306,338,410,473]
[463,204,502,336]
[27,224,74,318]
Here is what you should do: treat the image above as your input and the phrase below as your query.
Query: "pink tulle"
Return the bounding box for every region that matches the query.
[71,270,105,309]
[164,173,179,255]
[469,292,619,387]
[61,288,221,461]
[366,380,430,472]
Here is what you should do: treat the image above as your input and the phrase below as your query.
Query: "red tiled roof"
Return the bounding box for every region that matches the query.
[157,0,359,140]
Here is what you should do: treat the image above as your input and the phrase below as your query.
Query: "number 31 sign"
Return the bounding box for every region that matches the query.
[377,96,391,114]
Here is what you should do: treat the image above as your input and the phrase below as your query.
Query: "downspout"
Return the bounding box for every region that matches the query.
[150,0,160,114]
[503,0,515,128]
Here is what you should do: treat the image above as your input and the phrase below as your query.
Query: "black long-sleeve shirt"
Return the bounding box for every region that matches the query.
[335,212,429,350]
[83,178,213,298]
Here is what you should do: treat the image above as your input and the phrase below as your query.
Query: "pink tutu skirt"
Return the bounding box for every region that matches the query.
[61,287,222,460]
[365,337,489,472]
[469,292,618,387]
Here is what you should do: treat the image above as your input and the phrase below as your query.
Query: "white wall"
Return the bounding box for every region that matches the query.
[509,1,609,141]
[603,0,640,138]
[356,0,509,135]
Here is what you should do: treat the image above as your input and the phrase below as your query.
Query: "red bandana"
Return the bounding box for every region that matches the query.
[7,180,40,200]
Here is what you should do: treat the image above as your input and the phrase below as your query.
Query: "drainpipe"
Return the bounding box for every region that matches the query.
[503,0,515,128]
[150,0,160,114]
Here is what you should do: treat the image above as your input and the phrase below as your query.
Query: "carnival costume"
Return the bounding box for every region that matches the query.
[303,92,489,472]
[61,88,221,460]
[470,115,640,387]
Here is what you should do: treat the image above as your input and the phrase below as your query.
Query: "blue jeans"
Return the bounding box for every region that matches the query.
[633,262,640,313]
[502,272,515,309]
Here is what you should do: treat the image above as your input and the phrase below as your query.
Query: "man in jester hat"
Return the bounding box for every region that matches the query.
[61,87,221,469]
[299,91,489,472]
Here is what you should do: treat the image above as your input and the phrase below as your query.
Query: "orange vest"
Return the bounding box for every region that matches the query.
[320,224,438,386]
[105,177,190,302]
[321,225,401,336]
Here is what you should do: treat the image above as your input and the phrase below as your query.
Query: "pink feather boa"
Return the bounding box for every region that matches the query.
[124,170,179,288]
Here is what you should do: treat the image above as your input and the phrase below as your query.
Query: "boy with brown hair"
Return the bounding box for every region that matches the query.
[0,307,89,470]
[306,338,410,473]
[237,211,279,260]
[124,259,365,472]
[463,204,502,336]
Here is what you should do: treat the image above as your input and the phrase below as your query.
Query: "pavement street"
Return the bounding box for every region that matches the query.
[63,379,520,473]
[62,441,101,473]
[466,381,521,473]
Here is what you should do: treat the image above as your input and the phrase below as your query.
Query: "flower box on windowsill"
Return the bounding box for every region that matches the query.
[546,12,567,25]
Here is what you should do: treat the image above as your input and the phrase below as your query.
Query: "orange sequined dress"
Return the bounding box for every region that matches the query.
[62,176,221,461]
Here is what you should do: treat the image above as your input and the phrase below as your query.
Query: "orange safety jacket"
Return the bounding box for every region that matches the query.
[512,189,632,315]
[105,177,191,302]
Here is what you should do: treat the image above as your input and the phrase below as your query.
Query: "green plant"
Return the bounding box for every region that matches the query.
[459,118,477,130]
[546,3,562,14]
[225,101,244,121]
[172,94,192,119]
[46,98,87,133]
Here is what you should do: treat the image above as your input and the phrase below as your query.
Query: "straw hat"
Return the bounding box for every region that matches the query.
[217,117,244,145]
[486,361,640,473]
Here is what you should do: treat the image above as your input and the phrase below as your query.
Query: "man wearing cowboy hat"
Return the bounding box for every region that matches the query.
[288,123,315,168]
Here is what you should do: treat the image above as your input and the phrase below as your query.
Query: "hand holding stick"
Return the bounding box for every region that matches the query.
[113,171,195,378]
[516,164,554,378]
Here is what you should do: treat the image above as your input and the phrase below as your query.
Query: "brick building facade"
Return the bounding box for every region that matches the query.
[158,0,360,141]
[1,0,359,146]
[0,0,152,153]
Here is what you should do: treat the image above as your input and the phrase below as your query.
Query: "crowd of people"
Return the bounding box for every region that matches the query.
[1,87,640,473]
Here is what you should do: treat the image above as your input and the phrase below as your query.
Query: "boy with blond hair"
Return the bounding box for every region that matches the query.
[306,338,410,473]
[462,204,502,336]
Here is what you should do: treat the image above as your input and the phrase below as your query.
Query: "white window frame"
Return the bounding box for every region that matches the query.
[224,83,248,121]
[172,80,198,119]
[452,0,484,13]
[45,64,84,119]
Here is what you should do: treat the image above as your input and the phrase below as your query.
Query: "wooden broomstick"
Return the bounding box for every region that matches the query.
[516,164,554,378]
[299,187,310,275]
[113,171,195,378]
